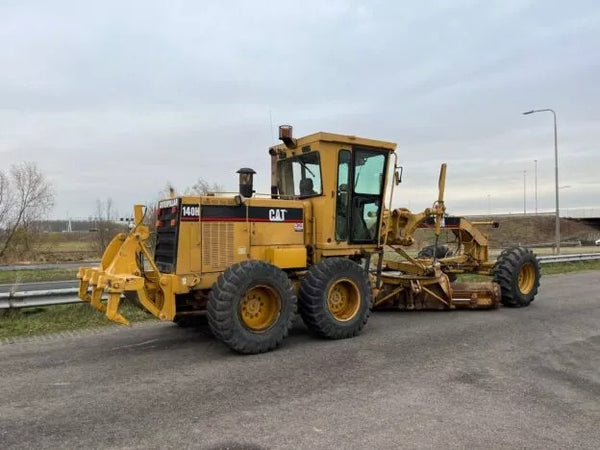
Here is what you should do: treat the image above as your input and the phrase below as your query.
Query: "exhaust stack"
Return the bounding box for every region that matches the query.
[237,167,256,198]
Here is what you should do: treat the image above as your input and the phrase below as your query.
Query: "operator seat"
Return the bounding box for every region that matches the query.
[350,197,374,241]
[299,178,317,196]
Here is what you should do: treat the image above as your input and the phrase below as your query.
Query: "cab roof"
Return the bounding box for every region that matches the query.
[269,131,397,153]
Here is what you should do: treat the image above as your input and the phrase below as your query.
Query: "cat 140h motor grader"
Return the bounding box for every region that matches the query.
[78,126,541,354]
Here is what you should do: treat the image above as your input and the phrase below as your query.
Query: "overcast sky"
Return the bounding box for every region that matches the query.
[1,0,599,219]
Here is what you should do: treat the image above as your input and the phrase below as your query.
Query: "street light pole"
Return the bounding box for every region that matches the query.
[534,159,538,215]
[523,170,527,215]
[523,109,560,254]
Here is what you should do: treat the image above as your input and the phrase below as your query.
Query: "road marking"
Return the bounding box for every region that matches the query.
[111,339,159,350]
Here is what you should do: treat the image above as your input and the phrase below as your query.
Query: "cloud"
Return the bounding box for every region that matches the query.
[0,0,599,218]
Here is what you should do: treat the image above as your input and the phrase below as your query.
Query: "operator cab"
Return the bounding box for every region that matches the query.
[271,125,395,249]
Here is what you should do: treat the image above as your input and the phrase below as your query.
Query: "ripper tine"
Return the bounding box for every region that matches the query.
[77,267,93,302]
[106,292,129,326]
[90,285,106,312]
[79,278,91,302]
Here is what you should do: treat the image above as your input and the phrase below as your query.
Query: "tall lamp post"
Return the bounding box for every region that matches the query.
[522,108,560,254]
[523,170,527,215]
[534,159,538,215]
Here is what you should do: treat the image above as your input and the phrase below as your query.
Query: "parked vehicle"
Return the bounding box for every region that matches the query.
[78,126,541,354]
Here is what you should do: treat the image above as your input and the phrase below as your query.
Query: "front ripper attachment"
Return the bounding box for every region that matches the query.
[77,205,174,325]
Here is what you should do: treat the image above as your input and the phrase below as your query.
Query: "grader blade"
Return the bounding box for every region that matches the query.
[375,271,453,310]
[450,281,500,309]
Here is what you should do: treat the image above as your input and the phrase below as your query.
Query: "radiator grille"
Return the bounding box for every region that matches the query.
[202,222,234,270]
[155,206,179,273]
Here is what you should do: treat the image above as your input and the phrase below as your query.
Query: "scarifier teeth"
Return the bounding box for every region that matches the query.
[78,268,94,302]
[77,266,132,325]
[78,278,90,302]
[90,285,106,312]
[106,293,129,326]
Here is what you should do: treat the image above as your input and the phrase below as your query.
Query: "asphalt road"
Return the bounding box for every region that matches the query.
[1,272,599,449]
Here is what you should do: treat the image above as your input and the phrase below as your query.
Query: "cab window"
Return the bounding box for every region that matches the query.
[354,151,385,195]
[335,150,351,240]
[349,149,387,243]
[277,152,322,198]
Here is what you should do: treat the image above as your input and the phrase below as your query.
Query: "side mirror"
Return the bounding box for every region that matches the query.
[394,166,403,185]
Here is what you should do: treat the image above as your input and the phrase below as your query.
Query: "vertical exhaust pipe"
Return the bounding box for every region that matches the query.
[237,168,256,198]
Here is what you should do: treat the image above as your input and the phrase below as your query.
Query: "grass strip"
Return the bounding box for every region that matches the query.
[539,259,600,275]
[0,268,79,284]
[0,302,155,340]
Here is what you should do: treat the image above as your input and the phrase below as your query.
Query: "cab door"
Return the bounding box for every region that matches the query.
[335,147,387,244]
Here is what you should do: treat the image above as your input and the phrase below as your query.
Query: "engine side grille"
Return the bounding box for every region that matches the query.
[202,222,233,271]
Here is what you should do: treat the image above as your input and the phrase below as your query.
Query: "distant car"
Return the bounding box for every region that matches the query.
[596,238,600,246]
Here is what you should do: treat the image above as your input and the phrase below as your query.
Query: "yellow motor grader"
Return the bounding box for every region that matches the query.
[78,126,541,354]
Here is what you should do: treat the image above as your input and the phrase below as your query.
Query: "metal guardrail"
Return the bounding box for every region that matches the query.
[536,253,600,263]
[0,261,99,272]
[1,253,599,309]
[0,288,81,309]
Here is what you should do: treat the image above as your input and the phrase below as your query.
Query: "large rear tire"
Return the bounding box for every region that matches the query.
[493,246,541,307]
[299,258,372,339]
[207,260,296,354]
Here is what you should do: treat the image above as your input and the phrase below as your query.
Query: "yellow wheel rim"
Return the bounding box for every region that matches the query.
[239,285,281,332]
[517,262,536,294]
[327,278,361,322]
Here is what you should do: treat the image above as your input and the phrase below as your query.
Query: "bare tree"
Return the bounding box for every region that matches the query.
[159,182,177,199]
[0,162,54,259]
[92,198,126,254]
[0,172,11,225]
[187,178,224,195]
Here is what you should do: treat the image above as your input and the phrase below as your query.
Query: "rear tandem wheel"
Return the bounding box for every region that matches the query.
[298,258,373,339]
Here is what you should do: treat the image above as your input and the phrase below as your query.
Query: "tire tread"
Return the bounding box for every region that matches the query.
[299,258,372,339]
[493,246,541,307]
[207,260,296,354]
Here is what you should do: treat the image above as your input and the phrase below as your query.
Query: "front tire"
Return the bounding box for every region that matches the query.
[299,258,372,339]
[493,247,541,307]
[207,261,296,354]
